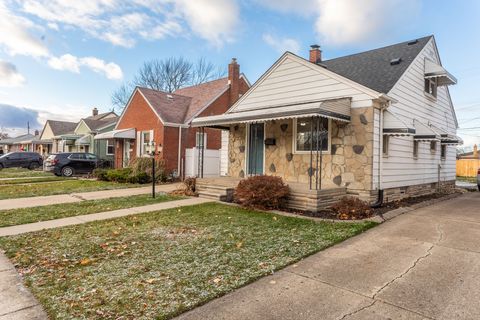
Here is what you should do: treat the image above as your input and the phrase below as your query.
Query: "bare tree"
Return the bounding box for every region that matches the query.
[111,57,225,111]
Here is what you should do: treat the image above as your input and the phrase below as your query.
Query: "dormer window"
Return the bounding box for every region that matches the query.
[424,77,437,98]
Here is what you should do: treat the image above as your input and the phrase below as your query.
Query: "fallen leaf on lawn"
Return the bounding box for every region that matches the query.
[273,216,277,221]
[145,279,157,284]
[236,241,243,248]
[112,231,120,236]
[269,280,276,284]
[79,258,92,266]
[213,278,221,284]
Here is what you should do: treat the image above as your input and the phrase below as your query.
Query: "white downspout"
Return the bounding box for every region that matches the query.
[178,127,182,177]
[379,107,384,191]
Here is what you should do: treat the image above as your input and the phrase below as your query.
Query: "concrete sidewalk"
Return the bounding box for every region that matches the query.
[0,197,211,237]
[177,192,480,320]
[0,253,47,320]
[0,183,181,210]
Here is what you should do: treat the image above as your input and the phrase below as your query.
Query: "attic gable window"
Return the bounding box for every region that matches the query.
[424,77,437,98]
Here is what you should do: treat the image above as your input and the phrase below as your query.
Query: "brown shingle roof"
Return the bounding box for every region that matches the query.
[48,120,78,136]
[136,78,230,124]
[174,78,229,123]
[83,117,118,131]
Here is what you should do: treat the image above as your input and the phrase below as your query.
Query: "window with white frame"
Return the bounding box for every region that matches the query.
[294,117,330,153]
[106,139,114,155]
[195,131,207,148]
[424,77,437,98]
[141,131,152,155]
[382,135,389,157]
[413,140,419,158]
[441,144,447,160]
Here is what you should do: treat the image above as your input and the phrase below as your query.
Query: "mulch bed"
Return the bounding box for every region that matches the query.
[293,190,464,220]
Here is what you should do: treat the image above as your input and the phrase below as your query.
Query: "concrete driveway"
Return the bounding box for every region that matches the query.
[177,192,480,320]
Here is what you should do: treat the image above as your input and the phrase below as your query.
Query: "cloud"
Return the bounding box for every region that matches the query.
[0,104,42,129]
[0,3,49,57]
[48,54,123,79]
[258,0,421,46]
[0,61,26,87]
[175,0,239,46]
[17,0,239,47]
[263,33,300,54]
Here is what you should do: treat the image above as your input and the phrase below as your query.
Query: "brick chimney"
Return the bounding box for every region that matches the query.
[34,130,39,136]
[474,144,478,158]
[92,107,99,117]
[228,58,240,105]
[309,44,322,64]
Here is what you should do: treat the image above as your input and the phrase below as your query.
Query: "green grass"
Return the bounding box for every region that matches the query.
[0,176,71,185]
[0,168,51,179]
[0,194,182,227]
[0,179,140,200]
[0,202,377,320]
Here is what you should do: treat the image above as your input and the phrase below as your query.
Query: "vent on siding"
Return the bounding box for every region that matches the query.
[408,39,418,45]
[390,58,402,65]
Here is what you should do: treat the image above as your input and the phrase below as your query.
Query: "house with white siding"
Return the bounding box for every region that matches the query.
[192,36,460,210]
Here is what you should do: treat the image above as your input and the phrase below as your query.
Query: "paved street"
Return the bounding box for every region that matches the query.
[177,192,480,320]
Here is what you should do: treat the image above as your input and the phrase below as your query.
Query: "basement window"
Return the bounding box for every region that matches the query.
[424,77,437,98]
[294,117,330,153]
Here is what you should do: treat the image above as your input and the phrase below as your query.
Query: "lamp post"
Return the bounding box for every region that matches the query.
[150,141,163,198]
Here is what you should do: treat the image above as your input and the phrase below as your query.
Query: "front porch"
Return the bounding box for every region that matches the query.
[196,177,347,211]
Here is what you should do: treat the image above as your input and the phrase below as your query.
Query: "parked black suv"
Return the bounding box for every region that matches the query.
[45,153,101,177]
[0,152,43,170]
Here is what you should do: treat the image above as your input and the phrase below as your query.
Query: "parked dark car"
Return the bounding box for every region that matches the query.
[477,168,480,191]
[44,152,102,177]
[0,152,43,170]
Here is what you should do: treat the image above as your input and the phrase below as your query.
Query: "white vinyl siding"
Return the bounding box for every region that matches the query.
[229,55,375,113]
[381,39,457,189]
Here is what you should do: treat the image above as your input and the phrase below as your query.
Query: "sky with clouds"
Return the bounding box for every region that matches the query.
[1,0,479,148]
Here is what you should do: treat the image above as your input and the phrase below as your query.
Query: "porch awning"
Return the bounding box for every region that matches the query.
[429,125,463,145]
[191,98,351,127]
[414,120,440,141]
[75,134,92,145]
[383,110,415,136]
[424,59,457,86]
[94,128,136,140]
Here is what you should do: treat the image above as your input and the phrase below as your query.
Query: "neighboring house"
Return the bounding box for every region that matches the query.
[39,108,117,158]
[457,144,479,160]
[0,133,37,153]
[39,120,78,154]
[97,59,250,175]
[192,36,460,208]
[73,111,118,162]
[456,144,480,177]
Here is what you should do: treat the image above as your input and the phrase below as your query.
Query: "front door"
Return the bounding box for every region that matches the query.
[247,123,264,175]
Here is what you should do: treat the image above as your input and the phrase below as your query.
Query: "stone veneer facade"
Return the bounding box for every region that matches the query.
[228,107,376,198]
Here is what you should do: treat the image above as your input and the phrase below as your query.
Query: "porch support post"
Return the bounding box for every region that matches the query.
[315,116,320,190]
[309,116,314,190]
[319,119,324,191]
[201,127,205,178]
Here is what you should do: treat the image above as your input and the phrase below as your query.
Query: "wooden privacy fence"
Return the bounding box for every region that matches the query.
[456,159,480,177]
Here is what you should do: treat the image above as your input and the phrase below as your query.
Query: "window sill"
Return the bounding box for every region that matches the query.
[424,92,437,101]
[293,150,331,155]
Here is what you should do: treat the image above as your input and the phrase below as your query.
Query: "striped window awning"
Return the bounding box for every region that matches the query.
[413,120,440,141]
[383,110,415,136]
[191,98,351,127]
[424,58,457,86]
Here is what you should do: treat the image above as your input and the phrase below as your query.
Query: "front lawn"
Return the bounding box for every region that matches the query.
[0,179,140,200]
[0,203,376,319]
[0,168,51,179]
[0,194,182,227]
[0,176,71,185]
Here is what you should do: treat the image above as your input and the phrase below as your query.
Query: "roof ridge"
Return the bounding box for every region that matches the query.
[174,77,228,92]
[323,35,433,62]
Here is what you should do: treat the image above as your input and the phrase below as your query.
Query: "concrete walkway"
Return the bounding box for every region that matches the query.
[0,183,182,210]
[177,192,480,320]
[0,197,211,237]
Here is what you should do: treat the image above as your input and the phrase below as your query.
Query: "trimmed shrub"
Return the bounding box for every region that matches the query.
[331,196,373,220]
[105,168,132,183]
[92,168,108,181]
[234,175,289,210]
[130,157,168,183]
